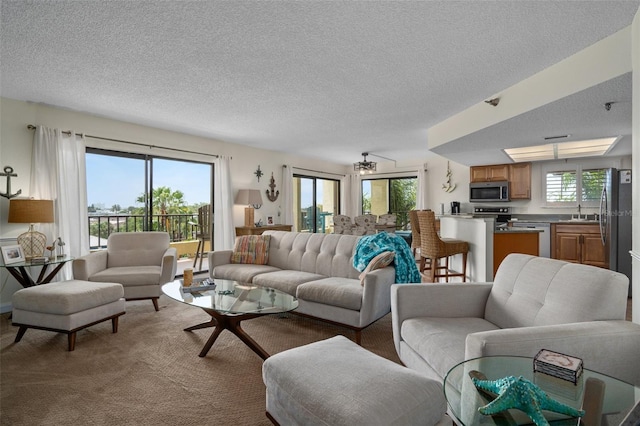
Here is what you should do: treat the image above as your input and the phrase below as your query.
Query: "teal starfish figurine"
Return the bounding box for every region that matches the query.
[471,375,585,426]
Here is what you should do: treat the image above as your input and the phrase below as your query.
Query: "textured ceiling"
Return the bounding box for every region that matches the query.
[1,1,638,166]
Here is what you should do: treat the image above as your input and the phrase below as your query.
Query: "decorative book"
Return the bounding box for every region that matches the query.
[534,349,583,384]
[181,278,217,293]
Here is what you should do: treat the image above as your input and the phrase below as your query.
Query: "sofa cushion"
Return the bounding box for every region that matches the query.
[263,231,361,280]
[401,317,499,379]
[297,277,363,311]
[253,270,327,296]
[231,235,271,265]
[358,251,394,285]
[89,266,161,286]
[212,263,281,283]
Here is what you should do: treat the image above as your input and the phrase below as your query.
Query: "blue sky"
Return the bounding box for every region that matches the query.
[86,154,212,208]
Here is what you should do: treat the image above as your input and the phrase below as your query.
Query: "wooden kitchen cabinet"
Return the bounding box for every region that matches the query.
[470,162,531,199]
[470,164,509,182]
[508,162,531,199]
[493,231,539,276]
[551,223,608,268]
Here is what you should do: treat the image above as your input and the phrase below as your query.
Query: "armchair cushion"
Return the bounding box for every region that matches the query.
[485,254,628,328]
[89,266,161,286]
[107,232,170,267]
[402,317,499,379]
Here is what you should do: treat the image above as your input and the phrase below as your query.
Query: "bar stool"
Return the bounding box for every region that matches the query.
[408,209,421,258]
[417,210,469,282]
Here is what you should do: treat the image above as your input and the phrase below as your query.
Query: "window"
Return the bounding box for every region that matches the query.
[361,177,417,230]
[86,148,213,272]
[545,167,607,206]
[292,175,340,233]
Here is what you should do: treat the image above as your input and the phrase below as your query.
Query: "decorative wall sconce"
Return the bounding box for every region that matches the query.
[254,165,264,182]
[266,173,279,202]
[442,161,456,193]
[0,166,22,199]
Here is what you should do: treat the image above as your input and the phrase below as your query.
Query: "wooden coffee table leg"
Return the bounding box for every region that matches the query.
[193,310,269,359]
[199,322,226,357]
[184,319,216,332]
[227,316,270,360]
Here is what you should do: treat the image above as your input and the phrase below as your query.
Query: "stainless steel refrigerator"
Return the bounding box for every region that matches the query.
[600,169,632,295]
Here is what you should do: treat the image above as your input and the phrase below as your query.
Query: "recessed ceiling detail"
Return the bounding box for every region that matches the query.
[504,137,619,162]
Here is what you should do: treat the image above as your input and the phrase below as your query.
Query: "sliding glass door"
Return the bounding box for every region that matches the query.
[86,148,213,272]
[361,177,417,230]
[293,175,340,233]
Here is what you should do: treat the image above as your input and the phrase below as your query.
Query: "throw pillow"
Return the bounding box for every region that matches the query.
[359,251,395,285]
[230,235,271,265]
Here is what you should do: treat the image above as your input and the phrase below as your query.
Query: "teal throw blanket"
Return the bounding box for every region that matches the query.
[353,232,421,283]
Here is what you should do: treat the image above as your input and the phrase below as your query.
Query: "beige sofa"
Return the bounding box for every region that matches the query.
[73,232,178,311]
[391,253,640,386]
[208,230,396,343]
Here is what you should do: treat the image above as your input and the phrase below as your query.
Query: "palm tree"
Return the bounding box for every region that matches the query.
[136,187,189,236]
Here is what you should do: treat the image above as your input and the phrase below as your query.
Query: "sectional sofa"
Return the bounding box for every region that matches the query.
[208,230,396,343]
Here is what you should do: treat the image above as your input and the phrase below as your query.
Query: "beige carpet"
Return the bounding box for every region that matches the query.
[1,296,400,425]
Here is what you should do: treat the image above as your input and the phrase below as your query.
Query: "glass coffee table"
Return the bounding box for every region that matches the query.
[444,356,640,426]
[162,279,298,359]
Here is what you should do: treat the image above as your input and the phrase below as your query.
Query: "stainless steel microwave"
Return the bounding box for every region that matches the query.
[469,181,510,202]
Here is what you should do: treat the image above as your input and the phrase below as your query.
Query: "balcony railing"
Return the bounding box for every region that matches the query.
[88,213,199,249]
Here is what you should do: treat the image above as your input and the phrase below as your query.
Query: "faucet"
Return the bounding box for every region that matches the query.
[575,204,582,220]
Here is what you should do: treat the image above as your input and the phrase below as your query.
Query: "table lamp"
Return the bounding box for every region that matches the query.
[8,199,54,260]
[235,189,263,227]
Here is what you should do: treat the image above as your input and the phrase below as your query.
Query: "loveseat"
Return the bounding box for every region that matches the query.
[391,253,640,386]
[208,230,396,343]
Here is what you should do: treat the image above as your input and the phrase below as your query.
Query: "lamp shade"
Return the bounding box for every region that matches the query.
[8,199,54,224]
[235,189,263,208]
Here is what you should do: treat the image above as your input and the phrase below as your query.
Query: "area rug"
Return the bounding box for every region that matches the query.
[1,296,400,425]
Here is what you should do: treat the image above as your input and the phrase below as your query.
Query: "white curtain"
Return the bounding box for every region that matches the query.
[281,165,294,229]
[213,155,235,250]
[31,126,89,280]
[416,165,428,209]
[344,173,361,217]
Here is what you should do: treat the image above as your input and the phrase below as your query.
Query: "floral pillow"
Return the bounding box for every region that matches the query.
[359,251,395,285]
[230,235,271,265]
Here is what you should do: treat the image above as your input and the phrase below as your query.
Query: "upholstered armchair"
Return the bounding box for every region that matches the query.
[73,232,177,311]
[391,253,640,387]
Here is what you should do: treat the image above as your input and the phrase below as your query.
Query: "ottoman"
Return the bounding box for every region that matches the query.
[262,335,448,426]
[12,280,125,351]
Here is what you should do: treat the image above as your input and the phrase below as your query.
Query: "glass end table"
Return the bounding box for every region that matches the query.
[1,256,74,287]
[444,356,640,426]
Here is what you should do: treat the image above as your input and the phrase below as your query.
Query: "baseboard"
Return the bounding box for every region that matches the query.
[1,302,13,314]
